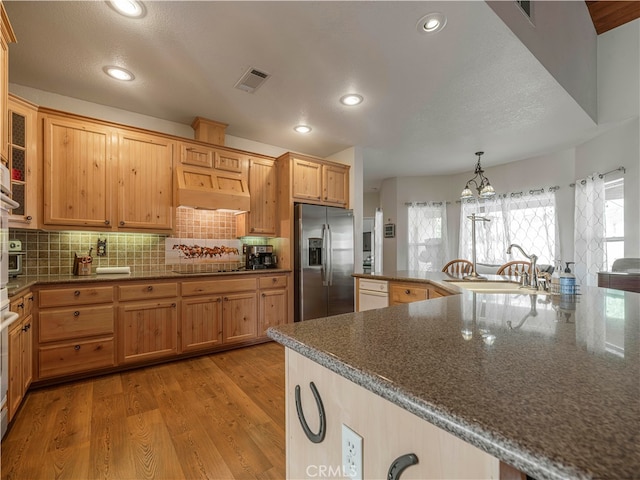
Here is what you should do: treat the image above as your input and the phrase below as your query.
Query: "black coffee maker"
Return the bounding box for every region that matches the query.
[243,245,277,269]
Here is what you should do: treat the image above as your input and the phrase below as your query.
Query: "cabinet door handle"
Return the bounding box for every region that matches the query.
[74,290,81,296]
[18,302,24,309]
[104,220,110,225]
[26,215,32,221]
[147,285,154,291]
[387,453,419,480]
[119,221,125,226]
[405,289,411,295]
[223,297,228,301]
[216,298,222,303]
[261,293,266,297]
[22,323,31,332]
[171,303,176,308]
[295,382,326,444]
[74,345,81,351]
[73,311,80,317]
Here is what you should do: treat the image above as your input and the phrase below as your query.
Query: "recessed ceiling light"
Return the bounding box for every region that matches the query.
[294,125,312,134]
[104,66,135,81]
[109,0,145,18]
[417,13,447,34]
[340,94,364,106]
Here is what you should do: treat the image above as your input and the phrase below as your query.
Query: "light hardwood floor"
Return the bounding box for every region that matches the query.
[1,342,286,480]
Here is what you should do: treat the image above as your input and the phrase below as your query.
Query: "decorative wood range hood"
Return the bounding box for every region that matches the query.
[175,116,250,211]
[175,165,250,211]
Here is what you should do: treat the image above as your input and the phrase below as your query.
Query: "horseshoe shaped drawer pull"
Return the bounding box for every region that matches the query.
[295,381,326,443]
[387,453,419,480]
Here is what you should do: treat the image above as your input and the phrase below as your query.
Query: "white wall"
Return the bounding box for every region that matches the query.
[378,15,639,273]
[363,192,379,218]
[487,0,597,121]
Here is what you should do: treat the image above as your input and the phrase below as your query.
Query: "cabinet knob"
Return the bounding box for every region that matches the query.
[74,345,81,351]
[223,297,228,301]
[22,323,30,332]
[74,290,81,296]
[104,220,110,225]
[26,215,32,221]
[119,221,125,226]
[272,278,277,283]
[405,289,411,295]
[250,228,255,232]
[262,293,266,297]
[171,303,176,308]
[73,311,80,317]
[18,302,24,309]
[147,285,154,291]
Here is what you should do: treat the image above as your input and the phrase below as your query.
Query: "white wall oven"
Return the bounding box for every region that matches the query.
[0,164,20,438]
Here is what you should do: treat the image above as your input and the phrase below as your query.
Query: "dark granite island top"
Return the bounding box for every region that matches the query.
[268,282,640,480]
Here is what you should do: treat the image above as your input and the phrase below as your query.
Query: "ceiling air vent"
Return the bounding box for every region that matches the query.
[234,67,270,93]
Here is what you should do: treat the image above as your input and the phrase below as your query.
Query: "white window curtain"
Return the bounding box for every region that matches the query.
[407,203,448,271]
[459,191,559,266]
[574,174,606,287]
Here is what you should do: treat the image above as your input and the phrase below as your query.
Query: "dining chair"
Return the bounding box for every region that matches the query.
[442,259,473,275]
[496,260,532,277]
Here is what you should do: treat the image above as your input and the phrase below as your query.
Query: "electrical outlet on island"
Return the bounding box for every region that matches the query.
[341,424,363,480]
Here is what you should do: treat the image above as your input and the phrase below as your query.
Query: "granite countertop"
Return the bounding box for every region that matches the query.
[7,268,291,296]
[268,276,640,480]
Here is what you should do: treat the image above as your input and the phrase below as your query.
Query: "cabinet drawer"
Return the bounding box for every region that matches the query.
[390,283,428,304]
[118,282,178,301]
[38,337,115,379]
[39,306,114,342]
[259,275,287,289]
[39,286,114,308]
[182,278,257,296]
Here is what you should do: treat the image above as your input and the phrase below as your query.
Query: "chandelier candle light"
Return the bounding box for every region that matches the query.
[460,152,496,199]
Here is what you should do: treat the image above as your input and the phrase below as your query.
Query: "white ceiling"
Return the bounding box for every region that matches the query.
[5,1,599,191]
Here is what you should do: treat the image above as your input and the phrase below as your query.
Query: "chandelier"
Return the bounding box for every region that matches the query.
[460,151,495,199]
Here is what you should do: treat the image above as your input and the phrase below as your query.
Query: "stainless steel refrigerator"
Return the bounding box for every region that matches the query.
[295,204,354,322]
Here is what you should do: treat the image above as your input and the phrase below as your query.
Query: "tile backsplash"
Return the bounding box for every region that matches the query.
[10,208,273,276]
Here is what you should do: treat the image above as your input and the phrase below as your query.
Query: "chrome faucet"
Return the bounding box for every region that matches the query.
[506,244,539,289]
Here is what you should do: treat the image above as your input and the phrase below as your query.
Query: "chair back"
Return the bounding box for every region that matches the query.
[497,260,532,277]
[442,259,473,275]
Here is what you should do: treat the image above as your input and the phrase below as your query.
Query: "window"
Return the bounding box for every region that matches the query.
[604,177,624,271]
[459,191,558,267]
[407,203,448,271]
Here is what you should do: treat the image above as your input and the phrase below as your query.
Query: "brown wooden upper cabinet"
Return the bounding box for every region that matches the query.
[236,157,277,237]
[8,94,38,228]
[0,3,16,164]
[279,152,349,208]
[41,110,174,233]
[117,130,173,231]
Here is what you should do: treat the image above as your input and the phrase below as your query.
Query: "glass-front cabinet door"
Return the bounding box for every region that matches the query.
[8,95,37,228]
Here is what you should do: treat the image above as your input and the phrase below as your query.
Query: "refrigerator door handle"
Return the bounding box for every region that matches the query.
[327,224,334,286]
[321,224,329,286]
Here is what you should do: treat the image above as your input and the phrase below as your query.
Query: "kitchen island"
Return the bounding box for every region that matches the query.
[267,275,640,480]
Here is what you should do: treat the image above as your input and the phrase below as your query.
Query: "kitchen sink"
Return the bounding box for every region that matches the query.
[447,281,539,294]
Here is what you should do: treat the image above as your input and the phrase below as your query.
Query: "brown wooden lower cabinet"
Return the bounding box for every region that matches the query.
[29,272,290,391]
[181,295,223,352]
[389,281,451,305]
[119,299,178,364]
[8,296,32,421]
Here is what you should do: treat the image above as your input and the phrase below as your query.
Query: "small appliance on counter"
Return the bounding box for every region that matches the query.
[243,244,276,270]
[7,240,25,278]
